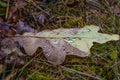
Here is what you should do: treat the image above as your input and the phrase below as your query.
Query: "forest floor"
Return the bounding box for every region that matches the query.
[0,0,120,80]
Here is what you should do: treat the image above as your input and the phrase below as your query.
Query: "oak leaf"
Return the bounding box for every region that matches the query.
[2,25,119,65]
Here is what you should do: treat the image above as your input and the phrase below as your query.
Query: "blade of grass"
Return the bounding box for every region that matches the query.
[61,66,102,80]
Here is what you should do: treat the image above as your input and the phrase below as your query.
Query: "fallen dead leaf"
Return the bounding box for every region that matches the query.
[1,25,119,65]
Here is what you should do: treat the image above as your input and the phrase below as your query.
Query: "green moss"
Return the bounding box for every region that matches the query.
[28,72,54,80]
[65,17,85,27]
[0,1,7,7]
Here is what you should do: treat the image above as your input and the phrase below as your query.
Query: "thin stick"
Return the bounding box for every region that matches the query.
[5,0,10,19]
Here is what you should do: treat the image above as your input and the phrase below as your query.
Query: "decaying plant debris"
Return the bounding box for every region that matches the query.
[0,0,120,80]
